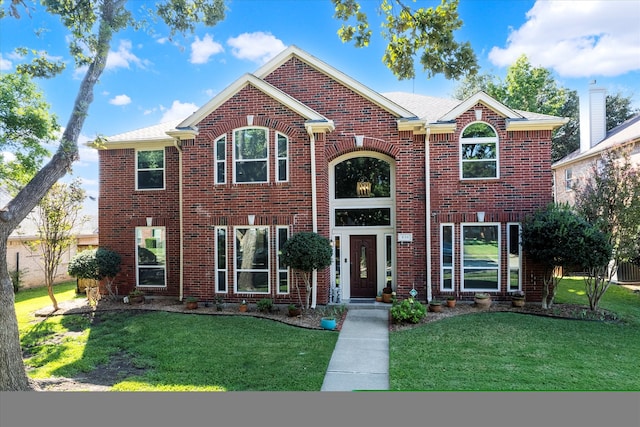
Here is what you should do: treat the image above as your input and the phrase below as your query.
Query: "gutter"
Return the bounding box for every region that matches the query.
[425,127,432,303]
[172,138,185,302]
[307,125,318,309]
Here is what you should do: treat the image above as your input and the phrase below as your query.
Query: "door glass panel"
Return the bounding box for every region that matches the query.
[360,245,367,279]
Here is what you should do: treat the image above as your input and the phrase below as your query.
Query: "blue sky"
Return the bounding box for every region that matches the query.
[1,0,639,219]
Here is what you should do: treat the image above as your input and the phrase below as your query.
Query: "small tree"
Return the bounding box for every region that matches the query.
[24,179,86,311]
[521,203,597,308]
[280,232,332,310]
[573,147,640,310]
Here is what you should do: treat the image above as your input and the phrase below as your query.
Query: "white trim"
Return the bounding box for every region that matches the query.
[275,132,289,183]
[276,226,290,295]
[135,226,167,288]
[214,134,227,185]
[441,91,523,122]
[460,223,501,292]
[135,148,166,191]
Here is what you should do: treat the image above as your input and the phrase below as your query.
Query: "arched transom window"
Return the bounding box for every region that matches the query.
[460,122,499,179]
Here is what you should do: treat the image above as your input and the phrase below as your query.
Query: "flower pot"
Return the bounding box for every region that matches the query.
[288,307,301,317]
[512,297,525,307]
[382,293,393,303]
[320,317,337,330]
[446,299,456,308]
[129,295,144,304]
[185,301,198,309]
[239,304,248,313]
[429,303,442,313]
[474,294,491,308]
[375,296,383,302]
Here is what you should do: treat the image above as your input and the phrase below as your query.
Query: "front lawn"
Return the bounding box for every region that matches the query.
[389,277,640,391]
[16,282,338,391]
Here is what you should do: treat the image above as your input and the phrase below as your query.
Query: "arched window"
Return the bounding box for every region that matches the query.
[334,157,391,199]
[460,122,498,179]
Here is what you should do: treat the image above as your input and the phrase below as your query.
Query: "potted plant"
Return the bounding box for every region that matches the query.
[511,291,526,307]
[287,303,301,317]
[382,286,393,303]
[375,291,383,302]
[128,288,145,304]
[429,300,443,313]
[215,296,225,311]
[446,295,456,308]
[320,310,337,330]
[185,296,199,310]
[474,292,491,308]
[238,299,248,312]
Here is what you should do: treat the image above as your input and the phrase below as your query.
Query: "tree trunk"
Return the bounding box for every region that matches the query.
[0,0,118,391]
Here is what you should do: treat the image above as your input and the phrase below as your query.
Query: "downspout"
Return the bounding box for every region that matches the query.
[173,139,184,302]
[425,126,432,303]
[307,126,318,309]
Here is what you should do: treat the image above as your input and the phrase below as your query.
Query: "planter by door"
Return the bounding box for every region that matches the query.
[320,317,337,330]
[382,293,393,303]
[474,294,491,308]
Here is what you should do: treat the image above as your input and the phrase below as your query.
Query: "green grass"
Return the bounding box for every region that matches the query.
[389,277,640,391]
[16,282,338,391]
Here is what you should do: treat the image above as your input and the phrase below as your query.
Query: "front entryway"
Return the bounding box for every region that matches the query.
[349,235,377,297]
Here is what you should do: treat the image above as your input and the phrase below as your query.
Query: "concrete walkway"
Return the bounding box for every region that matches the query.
[321,306,390,391]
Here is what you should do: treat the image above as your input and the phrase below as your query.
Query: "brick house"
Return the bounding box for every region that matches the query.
[97,46,566,307]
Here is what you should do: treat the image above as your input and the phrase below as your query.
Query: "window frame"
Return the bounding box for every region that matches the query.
[135,226,167,288]
[233,127,269,184]
[459,122,499,180]
[276,226,290,294]
[507,223,522,292]
[276,132,289,183]
[460,223,501,292]
[234,226,270,294]
[565,168,574,191]
[136,149,165,190]
[214,135,227,185]
[215,226,228,293]
[440,223,454,291]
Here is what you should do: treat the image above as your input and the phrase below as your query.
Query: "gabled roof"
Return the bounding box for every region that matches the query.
[552,113,640,168]
[178,73,333,129]
[255,45,417,120]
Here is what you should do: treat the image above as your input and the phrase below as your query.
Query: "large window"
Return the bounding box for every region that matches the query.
[276,133,288,182]
[215,227,227,293]
[215,135,226,184]
[136,149,165,190]
[235,227,269,293]
[136,227,166,287]
[460,122,498,179]
[461,224,500,290]
[276,227,289,293]
[441,224,454,291]
[234,128,268,183]
[334,157,391,199]
[507,223,521,291]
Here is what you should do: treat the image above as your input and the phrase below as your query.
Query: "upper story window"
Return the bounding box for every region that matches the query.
[334,157,391,199]
[234,127,268,183]
[276,133,289,182]
[215,135,226,184]
[136,149,165,190]
[460,122,498,180]
[564,168,574,191]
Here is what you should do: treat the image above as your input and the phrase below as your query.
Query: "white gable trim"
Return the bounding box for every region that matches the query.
[440,91,523,121]
[178,73,331,128]
[255,45,417,120]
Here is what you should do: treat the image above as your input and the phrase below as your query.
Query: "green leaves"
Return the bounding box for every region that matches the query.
[334,0,477,80]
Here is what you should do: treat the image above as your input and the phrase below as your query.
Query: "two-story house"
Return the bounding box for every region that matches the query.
[97,46,566,307]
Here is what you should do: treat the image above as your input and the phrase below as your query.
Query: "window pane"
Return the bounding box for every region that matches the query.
[462,161,497,179]
[278,159,287,181]
[462,143,496,160]
[442,269,453,290]
[217,271,226,292]
[138,170,164,189]
[237,272,269,293]
[136,227,166,288]
[334,157,391,198]
[463,226,499,267]
[216,138,226,161]
[138,268,165,287]
[236,228,268,269]
[462,123,495,138]
[235,129,267,159]
[138,150,164,169]
[277,134,287,157]
[442,225,453,266]
[335,208,391,226]
[463,269,499,290]
[217,163,225,184]
[236,161,267,182]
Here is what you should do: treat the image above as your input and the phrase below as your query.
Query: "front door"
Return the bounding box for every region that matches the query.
[349,235,377,298]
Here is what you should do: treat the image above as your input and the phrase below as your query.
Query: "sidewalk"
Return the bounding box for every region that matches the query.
[321,306,390,391]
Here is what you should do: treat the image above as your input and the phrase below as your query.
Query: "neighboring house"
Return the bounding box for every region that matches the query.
[97,46,566,306]
[552,85,640,283]
[1,188,99,288]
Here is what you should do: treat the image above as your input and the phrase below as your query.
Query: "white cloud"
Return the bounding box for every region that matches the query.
[0,54,12,71]
[160,100,198,122]
[106,40,149,70]
[109,94,132,106]
[227,32,287,64]
[190,34,224,64]
[489,0,640,77]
